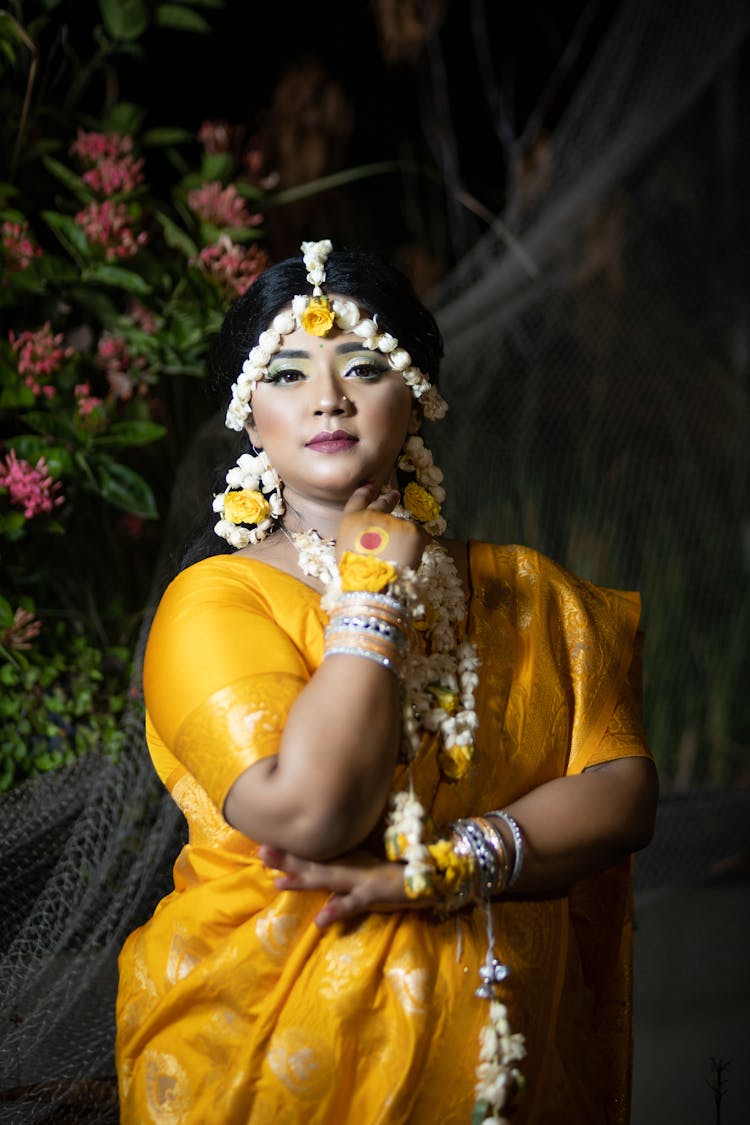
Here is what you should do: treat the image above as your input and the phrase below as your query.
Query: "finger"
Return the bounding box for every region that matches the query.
[366,488,400,514]
[343,480,380,514]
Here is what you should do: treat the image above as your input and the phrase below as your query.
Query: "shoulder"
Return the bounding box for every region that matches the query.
[468,539,642,632]
[155,553,283,620]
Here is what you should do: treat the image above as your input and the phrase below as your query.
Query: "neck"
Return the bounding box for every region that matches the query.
[279,491,347,543]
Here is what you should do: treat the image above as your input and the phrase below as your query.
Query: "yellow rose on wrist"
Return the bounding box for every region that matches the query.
[339,550,397,593]
[403,481,441,524]
[223,489,270,526]
[300,295,335,336]
[438,742,475,781]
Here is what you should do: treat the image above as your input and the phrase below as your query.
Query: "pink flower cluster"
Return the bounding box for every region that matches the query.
[2,220,42,272]
[70,129,134,164]
[96,333,148,400]
[9,322,73,398]
[82,155,144,196]
[74,382,104,417]
[1,606,42,651]
[188,181,260,229]
[69,131,148,257]
[0,450,64,519]
[194,236,270,298]
[197,120,233,154]
[75,200,148,260]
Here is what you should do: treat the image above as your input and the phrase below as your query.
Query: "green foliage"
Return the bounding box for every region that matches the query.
[0,0,273,788]
[0,606,134,793]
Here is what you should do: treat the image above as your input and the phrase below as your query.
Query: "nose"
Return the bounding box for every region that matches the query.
[313,369,352,416]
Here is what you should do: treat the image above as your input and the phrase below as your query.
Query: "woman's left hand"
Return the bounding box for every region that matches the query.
[258,845,434,928]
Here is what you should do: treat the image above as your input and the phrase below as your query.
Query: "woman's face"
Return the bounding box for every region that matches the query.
[247,312,413,511]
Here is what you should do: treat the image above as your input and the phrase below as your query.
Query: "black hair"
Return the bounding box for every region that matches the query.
[177,245,444,572]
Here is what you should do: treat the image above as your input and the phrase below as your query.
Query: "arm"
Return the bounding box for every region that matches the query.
[260,755,658,926]
[488,754,658,894]
[224,486,429,859]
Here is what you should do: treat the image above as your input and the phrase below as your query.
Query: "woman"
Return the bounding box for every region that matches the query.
[115,240,658,1124]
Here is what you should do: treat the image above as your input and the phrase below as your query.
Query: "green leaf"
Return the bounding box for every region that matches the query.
[94,457,158,517]
[154,209,198,257]
[199,152,234,182]
[105,102,146,137]
[0,510,26,537]
[155,4,211,32]
[82,264,152,296]
[0,597,14,629]
[234,182,265,202]
[41,156,91,204]
[18,412,74,441]
[471,1101,490,1125]
[98,0,150,41]
[142,126,195,146]
[5,437,72,476]
[93,420,166,447]
[42,210,91,259]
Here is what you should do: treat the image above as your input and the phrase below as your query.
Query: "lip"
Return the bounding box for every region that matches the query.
[306,430,358,453]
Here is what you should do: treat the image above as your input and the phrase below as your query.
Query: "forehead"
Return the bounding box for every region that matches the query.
[270,322,373,358]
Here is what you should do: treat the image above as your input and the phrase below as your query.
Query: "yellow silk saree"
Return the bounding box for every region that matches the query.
[115,542,651,1123]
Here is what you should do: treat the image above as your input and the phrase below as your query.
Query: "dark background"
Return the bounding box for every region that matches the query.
[121,0,623,284]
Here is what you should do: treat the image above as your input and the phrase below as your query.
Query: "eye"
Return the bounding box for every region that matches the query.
[265,367,305,385]
[343,360,388,381]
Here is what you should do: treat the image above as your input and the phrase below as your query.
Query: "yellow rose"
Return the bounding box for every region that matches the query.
[384,826,408,862]
[428,838,476,893]
[403,481,441,524]
[438,742,475,781]
[223,489,270,526]
[338,550,397,593]
[427,683,459,714]
[300,295,335,337]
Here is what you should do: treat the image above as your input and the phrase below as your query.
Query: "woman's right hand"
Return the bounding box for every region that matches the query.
[337,481,429,571]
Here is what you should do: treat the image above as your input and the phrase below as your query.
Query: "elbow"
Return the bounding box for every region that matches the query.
[224,763,387,860]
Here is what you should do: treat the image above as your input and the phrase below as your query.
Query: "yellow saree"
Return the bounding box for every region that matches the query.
[115,541,651,1124]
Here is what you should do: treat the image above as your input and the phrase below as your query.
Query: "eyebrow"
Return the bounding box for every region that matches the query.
[273,342,376,360]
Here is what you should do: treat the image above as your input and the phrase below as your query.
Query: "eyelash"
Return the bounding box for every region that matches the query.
[265,362,388,385]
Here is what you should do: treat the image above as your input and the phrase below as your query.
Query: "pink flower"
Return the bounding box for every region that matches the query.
[1,606,42,651]
[193,236,270,298]
[74,383,104,417]
[187,181,260,229]
[75,200,148,260]
[82,155,144,196]
[0,450,64,519]
[128,299,158,334]
[96,332,148,400]
[69,129,134,164]
[1,220,43,272]
[197,120,233,154]
[9,323,73,398]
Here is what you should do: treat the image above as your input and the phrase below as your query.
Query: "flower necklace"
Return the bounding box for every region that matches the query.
[284,516,480,776]
[285,518,525,1122]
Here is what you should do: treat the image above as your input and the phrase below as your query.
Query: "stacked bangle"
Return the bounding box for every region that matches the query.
[324,590,410,679]
[410,810,526,913]
[485,810,525,888]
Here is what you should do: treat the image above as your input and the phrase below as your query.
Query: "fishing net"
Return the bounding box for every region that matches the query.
[1,0,749,1119]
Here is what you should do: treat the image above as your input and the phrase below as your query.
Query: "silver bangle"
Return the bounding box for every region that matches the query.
[485,810,525,888]
[323,643,402,677]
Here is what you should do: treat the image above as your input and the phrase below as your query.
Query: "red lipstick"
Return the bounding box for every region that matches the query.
[306,430,358,453]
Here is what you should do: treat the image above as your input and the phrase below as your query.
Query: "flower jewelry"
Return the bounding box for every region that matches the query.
[212,449,284,546]
[214,239,449,545]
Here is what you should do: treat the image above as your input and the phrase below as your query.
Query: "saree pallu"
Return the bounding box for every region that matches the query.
[115,542,651,1124]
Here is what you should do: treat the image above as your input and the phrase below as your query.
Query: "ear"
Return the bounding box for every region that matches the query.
[244,418,261,450]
